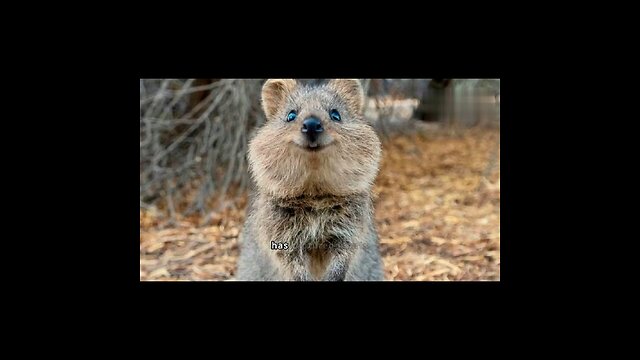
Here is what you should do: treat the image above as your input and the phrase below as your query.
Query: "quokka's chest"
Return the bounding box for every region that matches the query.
[263,201,366,249]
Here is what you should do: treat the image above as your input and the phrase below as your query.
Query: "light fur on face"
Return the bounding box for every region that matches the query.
[249,79,381,199]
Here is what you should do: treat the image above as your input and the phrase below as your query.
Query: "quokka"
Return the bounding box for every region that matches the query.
[236,79,383,281]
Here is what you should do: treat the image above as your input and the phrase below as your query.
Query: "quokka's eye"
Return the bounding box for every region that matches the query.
[286,110,297,122]
[330,109,341,122]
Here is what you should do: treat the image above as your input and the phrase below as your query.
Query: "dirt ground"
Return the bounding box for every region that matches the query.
[140,128,500,281]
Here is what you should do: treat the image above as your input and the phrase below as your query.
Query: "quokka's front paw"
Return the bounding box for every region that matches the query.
[322,270,347,281]
[292,271,313,281]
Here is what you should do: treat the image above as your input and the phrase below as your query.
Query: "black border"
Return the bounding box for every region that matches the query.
[89,49,526,311]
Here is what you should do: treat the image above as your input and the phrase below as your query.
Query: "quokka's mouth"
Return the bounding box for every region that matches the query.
[293,141,333,152]
[306,143,323,151]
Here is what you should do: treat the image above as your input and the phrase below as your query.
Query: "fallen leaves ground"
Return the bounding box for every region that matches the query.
[140,127,500,281]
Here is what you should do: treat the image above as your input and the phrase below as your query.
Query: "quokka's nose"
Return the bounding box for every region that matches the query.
[301,117,323,141]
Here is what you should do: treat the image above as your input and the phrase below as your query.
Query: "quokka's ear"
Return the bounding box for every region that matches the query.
[327,79,365,114]
[261,79,297,120]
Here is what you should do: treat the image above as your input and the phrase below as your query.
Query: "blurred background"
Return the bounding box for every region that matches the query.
[140,79,500,281]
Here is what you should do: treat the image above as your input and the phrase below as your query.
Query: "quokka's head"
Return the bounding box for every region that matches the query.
[248,79,382,199]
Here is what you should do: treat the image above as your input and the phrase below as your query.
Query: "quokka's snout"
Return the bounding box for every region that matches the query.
[300,117,323,145]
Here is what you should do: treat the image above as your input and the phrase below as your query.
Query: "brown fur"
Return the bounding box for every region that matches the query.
[236,79,383,281]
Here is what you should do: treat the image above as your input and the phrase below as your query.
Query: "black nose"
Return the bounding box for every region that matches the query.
[301,117,323,141]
